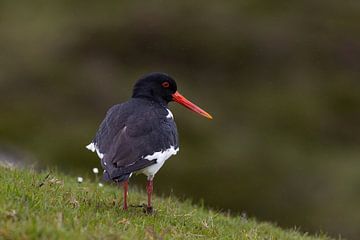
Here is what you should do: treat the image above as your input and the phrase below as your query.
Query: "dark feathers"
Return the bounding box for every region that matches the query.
[91,98,178,181]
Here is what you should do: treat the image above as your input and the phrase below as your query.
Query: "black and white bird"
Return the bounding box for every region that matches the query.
[86,72,212,212]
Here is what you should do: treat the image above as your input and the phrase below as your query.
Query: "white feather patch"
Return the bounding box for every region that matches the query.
[86,142,104,159]
[141,146,179,179]
[166,109,174,119]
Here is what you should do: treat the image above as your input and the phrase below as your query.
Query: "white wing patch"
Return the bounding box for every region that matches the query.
[141,146,179,180]
[86,142,104,159]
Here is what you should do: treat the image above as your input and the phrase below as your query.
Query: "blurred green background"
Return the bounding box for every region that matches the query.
[1,1,360,238]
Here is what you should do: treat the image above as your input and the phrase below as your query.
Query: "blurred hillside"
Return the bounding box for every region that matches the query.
[1,1,360,238]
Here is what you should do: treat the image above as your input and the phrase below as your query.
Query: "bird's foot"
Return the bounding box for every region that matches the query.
[142,204,154,214]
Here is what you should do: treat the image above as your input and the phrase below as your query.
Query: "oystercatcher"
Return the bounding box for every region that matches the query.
[86,72,212,212]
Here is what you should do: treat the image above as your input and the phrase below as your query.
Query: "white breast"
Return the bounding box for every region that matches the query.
[141,146,179,180]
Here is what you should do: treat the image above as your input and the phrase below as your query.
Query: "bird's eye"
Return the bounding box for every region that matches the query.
[162,82,170,88]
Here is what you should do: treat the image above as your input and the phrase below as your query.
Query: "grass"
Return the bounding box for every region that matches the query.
[0,167,332,240]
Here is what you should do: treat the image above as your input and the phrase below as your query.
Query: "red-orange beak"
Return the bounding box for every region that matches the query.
[172,91,213,120]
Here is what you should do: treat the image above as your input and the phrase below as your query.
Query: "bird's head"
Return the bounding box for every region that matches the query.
[132,72,212,119]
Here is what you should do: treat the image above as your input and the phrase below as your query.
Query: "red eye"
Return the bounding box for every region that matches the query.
[162,82,170,88]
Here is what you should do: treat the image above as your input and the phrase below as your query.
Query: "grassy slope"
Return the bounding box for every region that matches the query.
[0,167,332,240]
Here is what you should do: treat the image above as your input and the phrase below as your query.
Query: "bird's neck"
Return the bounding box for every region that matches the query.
[132,95,169,108]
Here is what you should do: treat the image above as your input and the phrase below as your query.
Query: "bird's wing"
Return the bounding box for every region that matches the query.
[91,101,178,180]
[91,103,129,156]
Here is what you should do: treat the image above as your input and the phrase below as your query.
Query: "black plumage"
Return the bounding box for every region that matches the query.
[92,98,178,182]
[86,72,212,211]
[88,73,178,182]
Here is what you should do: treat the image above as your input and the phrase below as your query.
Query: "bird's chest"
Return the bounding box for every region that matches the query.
[139,109,179,179]
[154,109,178,146]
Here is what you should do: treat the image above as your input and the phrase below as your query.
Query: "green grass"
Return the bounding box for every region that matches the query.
[0,167,332,240]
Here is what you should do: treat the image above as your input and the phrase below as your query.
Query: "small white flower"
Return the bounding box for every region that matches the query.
[77,177,83,183]
[98,183,104,187]
[92,168,99,174]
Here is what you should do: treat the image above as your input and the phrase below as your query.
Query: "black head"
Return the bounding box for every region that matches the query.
[132,72,177,105]
[132,72,213,119]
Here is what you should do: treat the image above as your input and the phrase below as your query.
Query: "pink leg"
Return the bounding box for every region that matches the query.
[146,179,153,209]
[123,180,128,210]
